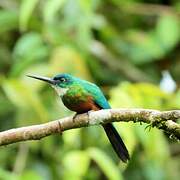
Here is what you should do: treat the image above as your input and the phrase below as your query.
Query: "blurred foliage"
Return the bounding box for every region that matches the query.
[0,0,179,180]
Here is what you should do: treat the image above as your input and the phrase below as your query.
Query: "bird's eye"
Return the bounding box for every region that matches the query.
[60,77,66,82]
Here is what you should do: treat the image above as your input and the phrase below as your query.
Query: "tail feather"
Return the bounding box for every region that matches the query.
[103,123,130,162]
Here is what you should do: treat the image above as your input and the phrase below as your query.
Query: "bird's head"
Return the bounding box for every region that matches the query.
[52,74,74,88]
[27,73,75,96]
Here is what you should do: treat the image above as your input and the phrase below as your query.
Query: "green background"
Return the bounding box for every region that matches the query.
[0,0,180,179]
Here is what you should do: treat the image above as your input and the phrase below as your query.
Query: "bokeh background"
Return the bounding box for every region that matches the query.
[0,0,180,180]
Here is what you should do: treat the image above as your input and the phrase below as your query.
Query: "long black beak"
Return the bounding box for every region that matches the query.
[27,75,56,85]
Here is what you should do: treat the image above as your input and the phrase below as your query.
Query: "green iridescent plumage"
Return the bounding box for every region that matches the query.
[54,74,111,110]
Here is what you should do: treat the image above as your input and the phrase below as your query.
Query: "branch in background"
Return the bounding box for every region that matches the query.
[118,2,180,16]
[90,41,153,83]
[0,109,179,146]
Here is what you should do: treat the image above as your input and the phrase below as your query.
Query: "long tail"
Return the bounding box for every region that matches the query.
[103,123,130,162]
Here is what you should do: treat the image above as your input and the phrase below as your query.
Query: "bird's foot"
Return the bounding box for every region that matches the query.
[72,111,95,122]
[72,113,79,122]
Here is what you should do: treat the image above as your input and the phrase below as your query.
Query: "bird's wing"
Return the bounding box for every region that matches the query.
[82,80,111,109]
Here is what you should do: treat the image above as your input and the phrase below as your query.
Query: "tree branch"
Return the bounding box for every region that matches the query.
[0,109,179,146]
[90,41,153,83]
[117,2,180,17]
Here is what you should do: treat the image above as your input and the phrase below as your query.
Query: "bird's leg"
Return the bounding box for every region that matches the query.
[72,113,79,122]
[72,110,95,122]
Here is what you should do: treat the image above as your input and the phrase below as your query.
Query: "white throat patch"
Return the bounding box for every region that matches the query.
[52,85,68,97]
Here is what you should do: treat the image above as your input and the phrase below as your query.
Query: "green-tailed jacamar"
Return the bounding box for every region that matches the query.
[28,73,130,162]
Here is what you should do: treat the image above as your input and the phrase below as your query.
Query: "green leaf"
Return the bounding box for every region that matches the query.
[0,168,18,180]
[135,126,170,164]
[0,10,18,34]
[63,129,81,148]
[13,32,46,60]
[2,79,48,122]
[156,14,180,51]
[11,32,48,76]
[110,82,169,109]
[172,90,180,108]
[19,0,39,31]
[125,31,164,63]
[88,148,123,180]
[63,151,90,180]
[20,170,44,180]
[124,15,180,64]
[43,0,65,24]
[49,46,91,79]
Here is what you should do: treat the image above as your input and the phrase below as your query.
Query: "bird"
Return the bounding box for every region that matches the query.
[27,73,130,162]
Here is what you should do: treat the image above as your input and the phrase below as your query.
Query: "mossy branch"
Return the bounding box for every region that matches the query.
[0,109,179,146]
